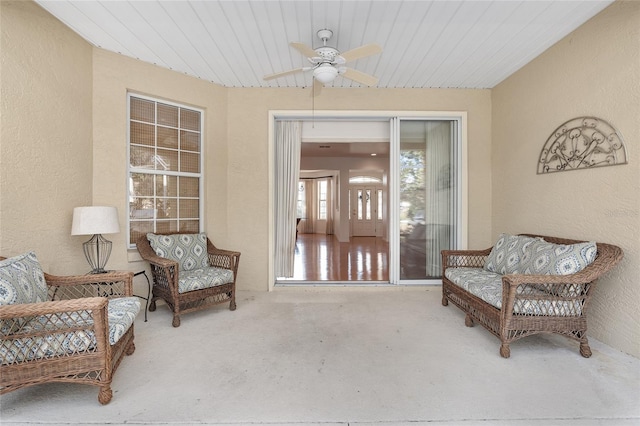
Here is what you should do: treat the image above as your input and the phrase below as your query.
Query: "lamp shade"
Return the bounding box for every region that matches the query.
[71,206,120,235]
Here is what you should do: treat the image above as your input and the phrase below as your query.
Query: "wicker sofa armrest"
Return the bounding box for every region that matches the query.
[499,241,624,319]
[0,297,108,320]
[44,271,134,300]
[441,247,492,270]
[0,297,111,360]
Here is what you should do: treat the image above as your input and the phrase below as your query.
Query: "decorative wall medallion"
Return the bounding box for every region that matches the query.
[538,117,627,174]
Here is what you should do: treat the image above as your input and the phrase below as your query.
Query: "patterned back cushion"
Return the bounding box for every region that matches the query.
[147,233,210,271]
[484,234,542,274]
[521,240,597,276]
[0,251,49,334]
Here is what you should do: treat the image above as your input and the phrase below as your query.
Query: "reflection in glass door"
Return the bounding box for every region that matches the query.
[397,120,458,280]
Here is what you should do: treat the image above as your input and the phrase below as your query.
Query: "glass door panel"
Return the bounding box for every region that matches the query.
[398,120,456,280]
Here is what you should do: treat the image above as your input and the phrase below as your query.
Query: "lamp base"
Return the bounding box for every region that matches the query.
[83,234,112,274]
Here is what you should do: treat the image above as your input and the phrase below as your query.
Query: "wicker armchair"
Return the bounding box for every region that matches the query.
[0,253,139,405]
[137,232,240,327]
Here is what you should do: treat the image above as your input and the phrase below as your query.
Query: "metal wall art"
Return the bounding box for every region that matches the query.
[537,116,627,174]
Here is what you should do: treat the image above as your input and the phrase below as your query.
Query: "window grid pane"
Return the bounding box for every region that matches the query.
[157,126,178,149]
[128,95,203,247]
[179,177,199,197]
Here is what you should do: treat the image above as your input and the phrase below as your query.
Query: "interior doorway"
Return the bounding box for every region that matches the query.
[350,185,384,237]
[291,120,390,284]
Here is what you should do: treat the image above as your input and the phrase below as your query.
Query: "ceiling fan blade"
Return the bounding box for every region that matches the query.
[340,68,379,86]
[339,43,382,63]
[290,42,318,59]
[263,67,306,81]
[312,78,323,97]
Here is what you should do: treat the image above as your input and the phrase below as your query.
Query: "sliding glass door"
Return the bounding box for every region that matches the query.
[393,118,460,283]
[269,111,465,289]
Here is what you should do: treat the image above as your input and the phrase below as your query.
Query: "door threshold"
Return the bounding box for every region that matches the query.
[275,280,392,287]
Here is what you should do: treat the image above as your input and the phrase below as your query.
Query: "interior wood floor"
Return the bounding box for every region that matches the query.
[287,233,389,282]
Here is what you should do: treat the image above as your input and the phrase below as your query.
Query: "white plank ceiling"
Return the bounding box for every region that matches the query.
[35,0,613,89]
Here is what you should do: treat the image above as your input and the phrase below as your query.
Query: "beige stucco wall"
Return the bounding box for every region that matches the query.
[227,88,493,291]
[491,1,640,357]
[0,1,93,274]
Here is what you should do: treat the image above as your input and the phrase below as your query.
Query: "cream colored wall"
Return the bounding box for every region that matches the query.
[0,1,93,274]
[227,88,492,291]
[491,1,640,357]
[91,50,228,275]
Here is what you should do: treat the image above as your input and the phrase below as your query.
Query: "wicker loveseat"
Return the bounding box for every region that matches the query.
[137,232,240,327]
[441,233,623,358]
[0,252,140,404]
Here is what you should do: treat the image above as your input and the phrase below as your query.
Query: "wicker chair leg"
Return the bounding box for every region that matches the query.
[464,314,474,327]
[126,341,136,356]
[98,386,113,405]
[500,343,511,358]
[148,299,157,312]
[580,341,592,358]
[441,295,449,306]
[230,299,237,311]
[172,314,181,327]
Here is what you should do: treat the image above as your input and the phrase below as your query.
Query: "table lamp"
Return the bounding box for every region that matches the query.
[71,206,120,274]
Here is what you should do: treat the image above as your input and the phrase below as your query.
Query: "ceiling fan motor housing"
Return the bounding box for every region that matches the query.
[314,46,340,63]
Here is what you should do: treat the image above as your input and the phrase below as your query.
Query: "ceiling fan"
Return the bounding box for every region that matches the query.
[263,29,382,93]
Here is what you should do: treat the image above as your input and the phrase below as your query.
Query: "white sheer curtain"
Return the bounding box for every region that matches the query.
[274,121,301,278]
[325,178,334,235]
[300,180,315,233]
[425,121,452,277]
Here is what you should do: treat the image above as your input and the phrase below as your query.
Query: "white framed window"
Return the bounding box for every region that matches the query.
[297,181,306,218]
[318,180,327,220]
[127,93,204,248]
[349,176,382,184]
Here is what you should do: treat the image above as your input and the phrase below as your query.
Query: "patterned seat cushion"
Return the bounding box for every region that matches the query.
[178,267,234,293]
[446,267,504,308]
[106,297,142,344]
[147,233,209,271]
[0,297,140,365]
[0,252,49,334]
[445,267,582,316]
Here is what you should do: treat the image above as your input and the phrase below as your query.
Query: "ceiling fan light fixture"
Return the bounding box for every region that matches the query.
[313,64,338,84]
